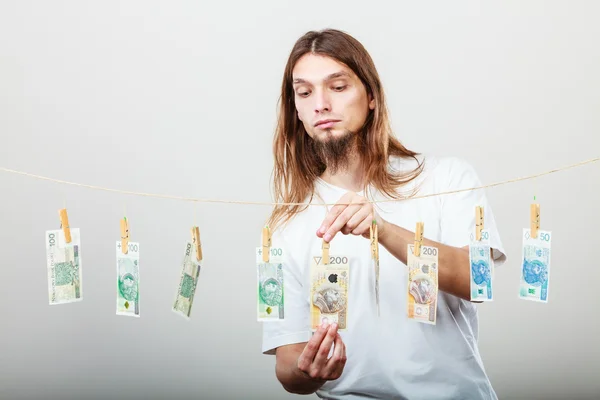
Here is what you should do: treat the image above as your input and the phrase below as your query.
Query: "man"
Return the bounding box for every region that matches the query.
[262,28,506,400]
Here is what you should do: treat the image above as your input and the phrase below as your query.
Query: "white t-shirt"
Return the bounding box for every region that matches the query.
[262,154,507,400]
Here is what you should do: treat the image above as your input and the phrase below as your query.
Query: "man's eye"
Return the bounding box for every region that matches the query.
[333,85,347,91]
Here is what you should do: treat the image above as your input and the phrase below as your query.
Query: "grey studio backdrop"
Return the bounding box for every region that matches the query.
[1,1,599,400]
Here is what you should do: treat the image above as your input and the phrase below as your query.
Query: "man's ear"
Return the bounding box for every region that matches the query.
[368,94,375,110]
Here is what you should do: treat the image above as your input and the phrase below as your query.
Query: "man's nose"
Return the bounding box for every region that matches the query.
[314,89,331,113]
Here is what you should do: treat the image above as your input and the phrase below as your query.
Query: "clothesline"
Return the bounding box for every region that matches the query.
[0,157,598,206]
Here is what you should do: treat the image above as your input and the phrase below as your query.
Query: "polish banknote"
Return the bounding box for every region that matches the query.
[46,228,83,305]
[373,257,380,316]
[173,241,202,320]
[116,241,140,317]
[407,244,439,325]
[370,223,380,316]
[519,228,552,302]
[256,247,285,321]
[310,255,349,331]
[469,229,494,301]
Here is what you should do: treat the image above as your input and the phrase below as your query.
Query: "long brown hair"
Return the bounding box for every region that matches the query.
[267,29,424,230]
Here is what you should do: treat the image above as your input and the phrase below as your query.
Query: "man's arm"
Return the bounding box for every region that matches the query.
[275,343,326,394]
[273,323,346,395]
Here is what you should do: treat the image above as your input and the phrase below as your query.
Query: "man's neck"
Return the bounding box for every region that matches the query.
[320,154,365,193]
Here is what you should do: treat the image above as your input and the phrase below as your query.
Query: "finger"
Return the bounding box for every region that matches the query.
[343,206,371,235]
[324,202,363,241]
[312,323,338,369]
[325,333,347,379]
[351,213,374,236]
[324,195,366,240]
[298,322,330,368]
[334,335,347,377]
[318,193,355,237]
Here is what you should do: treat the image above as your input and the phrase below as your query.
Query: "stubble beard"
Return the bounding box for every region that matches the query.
[309,128,358,175]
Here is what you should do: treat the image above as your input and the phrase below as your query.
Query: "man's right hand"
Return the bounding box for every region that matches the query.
[295,322,347,382]
[275,322,347,395]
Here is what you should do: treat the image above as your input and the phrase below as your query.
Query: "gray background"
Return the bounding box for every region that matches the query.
[1,1,599,399]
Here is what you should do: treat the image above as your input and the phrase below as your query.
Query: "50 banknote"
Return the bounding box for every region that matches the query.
[46,228,83,305]
[469,229,494,301]
[256,247,285,321]
[519,228,552,302]
[116,241,140,317]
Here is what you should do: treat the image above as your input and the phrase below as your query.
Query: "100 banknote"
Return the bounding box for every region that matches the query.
[46,228,83,305]
[173,241,201,320]
[116,241,140,317]
[256,247,285,321]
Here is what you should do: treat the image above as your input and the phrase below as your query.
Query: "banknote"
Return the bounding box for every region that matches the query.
[173,241,202,320]
[374,258,380,316]
[469,229,494,301]
[46,228,83,305]
[256,247,285,321]
[370,222,380,316]
[407,244,439,325]
[310,255,349,331]
[116,241,140,317]
[519,228,552,302]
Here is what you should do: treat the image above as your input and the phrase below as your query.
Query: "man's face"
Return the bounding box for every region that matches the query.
[292,53,375,144]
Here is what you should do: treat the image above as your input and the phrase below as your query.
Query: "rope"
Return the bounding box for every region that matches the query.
[1,157,598,206]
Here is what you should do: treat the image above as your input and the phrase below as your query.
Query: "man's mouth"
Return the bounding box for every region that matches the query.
[315,119,340,129]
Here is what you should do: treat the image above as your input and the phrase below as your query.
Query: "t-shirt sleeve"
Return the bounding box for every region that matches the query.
[438,157,507,267]
[261,228,312,355]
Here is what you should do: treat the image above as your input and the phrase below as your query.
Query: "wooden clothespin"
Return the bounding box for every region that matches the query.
[58,208,72,244]
[262,225,271,262]
[414,222,424,257]
[120,217,129,254]
[475,206,484,241]
[370,219,379,261]
[191,226,202,261]
[322,239,330,265]
[530,203,540,239]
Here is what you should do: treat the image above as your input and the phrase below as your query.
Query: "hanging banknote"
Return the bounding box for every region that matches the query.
[256,246,285,321]
[116,241,140,317]
[519,228,552,302]
[173,241,202,320]
[407,244,439,325]
[310,255,349,331]
[469,229,494,301]
[370,221,380,316]
[46,228,83,305]
[373,257,380,316]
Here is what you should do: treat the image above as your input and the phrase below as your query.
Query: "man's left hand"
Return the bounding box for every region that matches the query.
[317,192,386,243]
